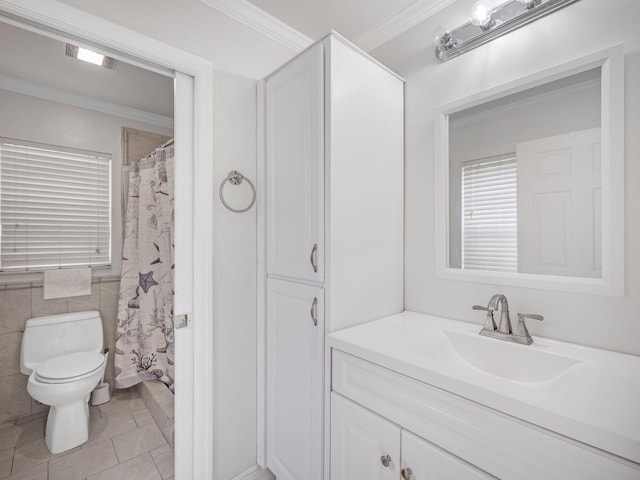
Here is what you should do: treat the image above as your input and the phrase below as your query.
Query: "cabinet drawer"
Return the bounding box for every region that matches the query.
[332,350,640,480]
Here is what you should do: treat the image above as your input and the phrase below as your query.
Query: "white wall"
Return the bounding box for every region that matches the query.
[211,71,258,480]
[0,89,173,282]
[372,0,640,355]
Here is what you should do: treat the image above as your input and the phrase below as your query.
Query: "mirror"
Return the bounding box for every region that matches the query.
[449,68,601,277]
[435,47,624,295]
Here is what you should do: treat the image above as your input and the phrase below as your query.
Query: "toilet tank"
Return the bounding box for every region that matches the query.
[20,310,103,375]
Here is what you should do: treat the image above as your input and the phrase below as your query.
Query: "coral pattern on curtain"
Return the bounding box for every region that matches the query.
[115,146,175,391]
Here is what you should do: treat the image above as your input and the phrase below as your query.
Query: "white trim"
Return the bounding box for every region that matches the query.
[353,0,457,52]
[255,79,267,468]
[0,1,215,478]
[173,71,196,480]
[0,73,174,129]
[198,0,312,52]
[434,45,625,297]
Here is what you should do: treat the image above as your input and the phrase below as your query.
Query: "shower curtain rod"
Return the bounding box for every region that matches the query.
[142,137,174,159]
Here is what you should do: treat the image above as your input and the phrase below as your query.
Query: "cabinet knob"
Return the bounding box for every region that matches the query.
[401,467,413,479]
[310,243,318,273]
[380,454,392,467]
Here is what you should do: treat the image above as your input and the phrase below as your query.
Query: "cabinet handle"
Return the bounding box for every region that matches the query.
[310,243,318,273]
[310,297,318,326]
[380,455,391,467]
[401,467,413,479]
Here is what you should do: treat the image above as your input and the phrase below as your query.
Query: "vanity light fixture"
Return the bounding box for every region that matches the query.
[434,0,579,61]
[65,44,116,69]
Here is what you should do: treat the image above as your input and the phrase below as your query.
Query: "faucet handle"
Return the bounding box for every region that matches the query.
[519,313,544,322]
[472,305,492,312]
[515,313,544,344]
[472,305,497,331]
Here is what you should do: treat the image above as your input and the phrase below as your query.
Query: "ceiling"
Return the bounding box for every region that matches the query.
[246,0,419,41]
[0,22,174,119]
[0,0,459,107]
[201,0,457,53]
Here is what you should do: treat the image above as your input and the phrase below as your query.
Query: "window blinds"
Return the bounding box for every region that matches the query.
[462,155,517,272]
[0,139,111,271]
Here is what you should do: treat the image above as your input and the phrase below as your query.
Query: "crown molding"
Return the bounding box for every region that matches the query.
[0,73,174,128]
[198,0,312,52]
[353,0,457,52]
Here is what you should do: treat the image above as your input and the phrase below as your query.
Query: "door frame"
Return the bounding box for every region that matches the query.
[0,1,214,478]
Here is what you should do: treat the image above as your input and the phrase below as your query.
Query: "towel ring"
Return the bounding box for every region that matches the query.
[219,170,256,213]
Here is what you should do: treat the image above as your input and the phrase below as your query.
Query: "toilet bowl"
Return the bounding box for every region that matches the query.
[20,311,106,454]
[27,351,106,453]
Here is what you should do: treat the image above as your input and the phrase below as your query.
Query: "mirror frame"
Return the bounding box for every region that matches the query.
[434,45,624,296]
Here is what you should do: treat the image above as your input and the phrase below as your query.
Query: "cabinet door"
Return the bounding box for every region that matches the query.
[266,42,324,282]
[401,430,494,480]
[331,393,400,480]
[266,278,324,480]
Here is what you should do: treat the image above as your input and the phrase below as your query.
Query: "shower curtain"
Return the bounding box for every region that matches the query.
[115,145,175,392]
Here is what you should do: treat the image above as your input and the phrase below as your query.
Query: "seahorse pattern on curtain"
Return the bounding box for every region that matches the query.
[115,146,175,391]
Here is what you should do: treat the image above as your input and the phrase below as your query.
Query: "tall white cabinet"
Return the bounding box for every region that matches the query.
[264,33,404,480]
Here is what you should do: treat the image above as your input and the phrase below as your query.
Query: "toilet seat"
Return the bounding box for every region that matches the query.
[34,351,105,384]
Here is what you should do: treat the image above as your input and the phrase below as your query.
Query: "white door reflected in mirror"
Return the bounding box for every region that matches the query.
[517,128,601,278]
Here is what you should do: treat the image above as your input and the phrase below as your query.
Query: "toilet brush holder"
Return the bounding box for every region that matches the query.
[91,382,110,405]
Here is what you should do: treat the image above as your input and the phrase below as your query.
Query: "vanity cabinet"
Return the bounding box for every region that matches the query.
[264,33,404,480]
[331,348,640,480]
[331,392,493,480]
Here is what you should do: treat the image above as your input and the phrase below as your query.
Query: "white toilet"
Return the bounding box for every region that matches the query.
[20,310,106,454]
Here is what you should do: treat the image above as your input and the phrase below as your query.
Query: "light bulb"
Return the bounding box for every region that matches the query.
[470,0,494,28]
[77,47,105,66]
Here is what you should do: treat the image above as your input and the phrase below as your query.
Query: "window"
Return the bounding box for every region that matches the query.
[0,138,111,272]
[461,155,517,272]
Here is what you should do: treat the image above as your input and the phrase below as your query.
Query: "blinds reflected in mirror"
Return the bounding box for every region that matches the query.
[0,138,111,271]
[462,155,517,272]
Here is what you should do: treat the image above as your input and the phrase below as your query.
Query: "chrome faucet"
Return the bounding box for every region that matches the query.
[473,294,543,345]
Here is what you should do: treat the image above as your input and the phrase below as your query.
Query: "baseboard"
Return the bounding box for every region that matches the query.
[230,464,275,480]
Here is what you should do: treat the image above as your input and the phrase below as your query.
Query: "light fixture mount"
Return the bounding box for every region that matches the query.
[434,0,579,61]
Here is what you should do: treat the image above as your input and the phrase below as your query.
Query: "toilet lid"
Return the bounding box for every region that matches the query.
[35,351,104,383]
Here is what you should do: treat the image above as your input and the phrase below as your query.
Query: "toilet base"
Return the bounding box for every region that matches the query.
[45,395,91,454]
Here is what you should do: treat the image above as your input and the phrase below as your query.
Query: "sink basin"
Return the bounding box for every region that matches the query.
[443,330,583,383]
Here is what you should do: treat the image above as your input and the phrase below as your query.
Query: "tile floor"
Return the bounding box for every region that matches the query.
[0,389,173,480]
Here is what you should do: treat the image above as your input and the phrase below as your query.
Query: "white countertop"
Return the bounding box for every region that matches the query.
[327,311,640,463]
